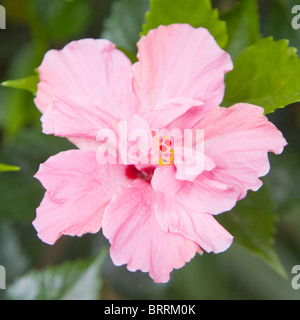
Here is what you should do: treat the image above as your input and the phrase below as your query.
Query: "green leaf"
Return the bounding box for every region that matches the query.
[1,73,39,95]
[221,0,260,61]
[0,164,20,172]
[0,44,41,138]
[222,37,300,113]
[102,0,150,57]
[0,128,73,222]
[5,248,107,300]
[217,185,287,278]
[141,0,228,48]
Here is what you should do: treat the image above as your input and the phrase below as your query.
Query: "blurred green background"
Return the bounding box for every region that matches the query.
[0,0,300,300]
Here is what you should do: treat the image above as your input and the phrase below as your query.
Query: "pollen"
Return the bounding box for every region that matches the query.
[157,135,175,166]
[158,158,165,166]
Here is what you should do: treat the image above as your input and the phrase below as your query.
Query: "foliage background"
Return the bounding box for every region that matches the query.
[0,0,300,300]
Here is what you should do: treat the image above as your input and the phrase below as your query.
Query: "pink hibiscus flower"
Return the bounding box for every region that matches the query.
[33,24,287,283]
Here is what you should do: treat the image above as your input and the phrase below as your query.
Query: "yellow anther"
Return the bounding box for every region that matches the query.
[158,158,165,166]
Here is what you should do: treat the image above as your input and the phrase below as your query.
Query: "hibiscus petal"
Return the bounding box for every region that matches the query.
[154,192,233,254]
[175,150,216,181]
[120,114,152,165]
[195,103,288,199]
[102,179,202,283]
[151,166,240,215]
[41,96,119,149]
[132,24,233,115]
[33,150,129,244]
[35,38,140,121]
[143,97,204,129]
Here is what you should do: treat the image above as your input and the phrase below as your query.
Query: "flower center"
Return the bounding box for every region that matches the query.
[151,130,175,166]
[125,165,155,183]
